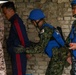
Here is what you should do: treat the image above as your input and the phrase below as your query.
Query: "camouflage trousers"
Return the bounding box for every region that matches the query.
[70,56,76,75]
[45,47,69,75]
[45,58,65,75]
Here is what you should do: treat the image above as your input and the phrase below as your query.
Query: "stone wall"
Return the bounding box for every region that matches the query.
[0,13,6,75]
[1,0,75,75]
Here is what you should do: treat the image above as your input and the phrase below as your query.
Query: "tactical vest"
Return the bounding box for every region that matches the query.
[69,20,76,58]
[42,23,65,57]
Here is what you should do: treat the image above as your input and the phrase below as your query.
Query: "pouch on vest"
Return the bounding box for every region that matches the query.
[52,29,65,46]
[45,40,60,58]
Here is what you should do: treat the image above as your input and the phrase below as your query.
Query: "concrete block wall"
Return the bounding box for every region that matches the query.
[0,13,6,75]
[1,0,75,75]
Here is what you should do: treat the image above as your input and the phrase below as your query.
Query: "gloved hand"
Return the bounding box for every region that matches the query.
[14,45,26,53]
[14,45,43,54]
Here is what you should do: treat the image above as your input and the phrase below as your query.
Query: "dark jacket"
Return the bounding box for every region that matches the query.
[6,14,30,54]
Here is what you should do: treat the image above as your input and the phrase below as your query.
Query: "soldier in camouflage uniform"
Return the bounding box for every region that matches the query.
[66,0,76,75]
[15,9,70,75]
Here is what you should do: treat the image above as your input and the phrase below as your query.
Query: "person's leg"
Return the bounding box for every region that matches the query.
[11,53,27,75]
[11,53,18,75]
[70,56,76,75]
[45,48,65,75]
[20,53,27,75]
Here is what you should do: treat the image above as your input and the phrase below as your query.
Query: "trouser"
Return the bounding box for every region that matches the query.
[11,53,27,75]
[70,56,76,75]
[45,58,65,75]
[45,46,70,75]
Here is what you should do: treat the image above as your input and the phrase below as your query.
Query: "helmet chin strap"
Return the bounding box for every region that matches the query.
[35,22,39,28]
[34,19,44,35]
[35,18,43,28]
[73,14,76,18]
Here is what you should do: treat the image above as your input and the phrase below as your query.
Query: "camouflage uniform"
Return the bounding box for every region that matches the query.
[0,13,6,75]
[45,46,70,75]
[45,26,70,75]
[66,20,76,75]
[14,23,70,75]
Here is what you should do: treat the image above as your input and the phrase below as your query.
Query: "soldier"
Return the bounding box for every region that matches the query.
[15,9,70,75]
[66,0,76,75]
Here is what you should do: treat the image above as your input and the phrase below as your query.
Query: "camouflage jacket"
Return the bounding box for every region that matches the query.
[14,23,70,61]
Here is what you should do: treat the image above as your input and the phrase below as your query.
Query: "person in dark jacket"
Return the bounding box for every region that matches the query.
[1,1,30,75]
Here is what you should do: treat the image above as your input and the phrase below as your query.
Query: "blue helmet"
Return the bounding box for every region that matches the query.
[28,9,45,20]
[71,0,76,6]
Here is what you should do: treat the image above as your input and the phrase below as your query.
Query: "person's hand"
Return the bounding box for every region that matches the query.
[69,43,76,50]
[14,45,26,53]
[67,56,72,64]
[26,54,31,59]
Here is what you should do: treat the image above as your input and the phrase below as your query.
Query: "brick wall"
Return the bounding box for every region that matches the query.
[2,0,74,75]
[0,13,6,75]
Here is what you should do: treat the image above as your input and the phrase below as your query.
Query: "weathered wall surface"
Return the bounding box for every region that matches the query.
[1,0,74,75]
[0,13,6,75]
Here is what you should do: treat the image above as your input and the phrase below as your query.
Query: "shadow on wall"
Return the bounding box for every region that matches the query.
[3,44,12,75]
[3,21,12,75]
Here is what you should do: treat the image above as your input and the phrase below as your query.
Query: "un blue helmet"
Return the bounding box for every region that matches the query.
[71,0,76,6]
[28,9,45,20]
